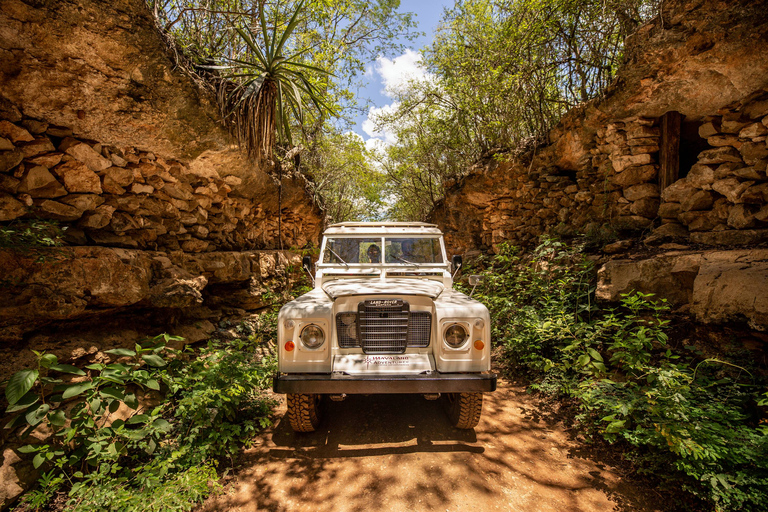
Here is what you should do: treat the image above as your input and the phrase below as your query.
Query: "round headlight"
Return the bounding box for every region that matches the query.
[300,324,325,349]
[444,323,469,348]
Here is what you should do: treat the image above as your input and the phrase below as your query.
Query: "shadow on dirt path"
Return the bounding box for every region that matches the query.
[200,378,662,512]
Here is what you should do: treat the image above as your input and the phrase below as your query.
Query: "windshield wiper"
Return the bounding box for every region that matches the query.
[326,248,349,269]
[391,255,417,266]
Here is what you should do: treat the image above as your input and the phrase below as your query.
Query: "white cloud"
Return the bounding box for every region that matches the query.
[359,50,433,153]
[374,49,429,97]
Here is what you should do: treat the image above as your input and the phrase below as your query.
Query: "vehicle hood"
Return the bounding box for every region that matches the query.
[321,278,445,300]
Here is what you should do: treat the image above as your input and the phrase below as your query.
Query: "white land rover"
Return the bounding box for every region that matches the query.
[273,222,497,432]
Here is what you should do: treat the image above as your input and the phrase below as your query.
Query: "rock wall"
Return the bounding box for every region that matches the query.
[429,0,768,329]
[0,114,319,251]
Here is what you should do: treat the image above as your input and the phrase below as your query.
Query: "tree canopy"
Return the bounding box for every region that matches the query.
[374,0,658,220]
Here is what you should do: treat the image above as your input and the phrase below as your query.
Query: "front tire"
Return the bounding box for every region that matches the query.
[444,392,483,429]
[286,393,322,432]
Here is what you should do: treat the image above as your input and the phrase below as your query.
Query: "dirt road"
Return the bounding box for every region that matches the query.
[201,378,661,512]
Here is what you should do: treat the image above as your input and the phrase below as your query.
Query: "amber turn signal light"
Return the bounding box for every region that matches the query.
[474,340,484,350]
[285,341,295,352]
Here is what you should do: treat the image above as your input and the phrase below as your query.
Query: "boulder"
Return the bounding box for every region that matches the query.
[630,197,660,217]
[53,161,102,194]
[740,122,768,138]
[19,138,55,158]
[611,153,653,172]
[36,199,83,221]
[18,166,67,198]
[624,183,660,201]
[697,146,743,165]
[728,204,757,229]
[691,252,768,329]
[0,193,26,221]
[644,222,689,245]
[739,141,768,165]
[63,142,111,172]
[686,164,716,190]
[681,190,715,211]
[661,179,697,203]
[0,149,23,173]
[712,178,754,203]
[148,276,208,308]
[0,121,34,143]
[690,229,768,246]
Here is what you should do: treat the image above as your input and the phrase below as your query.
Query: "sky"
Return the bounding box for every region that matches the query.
[351,0,453,153]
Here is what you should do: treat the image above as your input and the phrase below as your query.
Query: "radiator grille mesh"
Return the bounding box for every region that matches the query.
[334,301,432,353]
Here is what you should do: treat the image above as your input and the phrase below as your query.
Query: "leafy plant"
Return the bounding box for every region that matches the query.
[467,239,768,511]
[209,0,335,160]
[4,324,279,511]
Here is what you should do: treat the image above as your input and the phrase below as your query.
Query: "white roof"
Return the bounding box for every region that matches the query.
[323,222,443,236]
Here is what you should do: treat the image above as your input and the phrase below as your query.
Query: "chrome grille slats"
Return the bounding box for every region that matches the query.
[334,301,432,353]
[358,299,409,354]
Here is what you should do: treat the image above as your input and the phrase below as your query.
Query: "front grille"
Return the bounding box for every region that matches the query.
[407,312,431,347]
[358,299,409,354]
[335,301,432,354]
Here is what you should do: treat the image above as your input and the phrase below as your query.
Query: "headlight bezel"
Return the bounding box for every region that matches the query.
[443,322,470,349]
[299,323,326,350]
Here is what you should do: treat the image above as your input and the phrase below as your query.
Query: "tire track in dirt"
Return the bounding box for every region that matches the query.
[200,378,662,512]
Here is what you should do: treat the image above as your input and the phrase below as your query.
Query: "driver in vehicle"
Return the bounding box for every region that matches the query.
[367,244,381,263]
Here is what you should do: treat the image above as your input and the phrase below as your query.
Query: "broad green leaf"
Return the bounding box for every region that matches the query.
[100,387,125,401]
[124,393,138,409]
[39,354,58,368]
[152,418,172,432]
[62,382,93,400]
[25,404,50,426]
[5,392,39,413]
[587,348,603,362]
[49,409,66,427]
[48,364,86,376]
[105,348,136,357]
[32,453,45,469]
[576,354,590,367]
[145,379,160,391]
[142,354,166,367]
[17,444,39,454]
[5,370,39,405]
[127,414,149,425]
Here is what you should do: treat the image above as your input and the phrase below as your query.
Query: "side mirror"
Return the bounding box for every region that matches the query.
[451,254,463,271]
[302,255,312,273]
[468,274,483,298]
[468,275,483,287]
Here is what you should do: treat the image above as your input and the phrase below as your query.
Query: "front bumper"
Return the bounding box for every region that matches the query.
[273,372,497,394]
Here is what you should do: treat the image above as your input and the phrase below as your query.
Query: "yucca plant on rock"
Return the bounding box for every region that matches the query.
[211,0,334,162]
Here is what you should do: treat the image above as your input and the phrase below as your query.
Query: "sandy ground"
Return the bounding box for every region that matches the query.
[201,378,663,512]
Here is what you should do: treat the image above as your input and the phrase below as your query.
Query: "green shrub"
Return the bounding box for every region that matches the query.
[4,326,277,512]
[467,239,768,511]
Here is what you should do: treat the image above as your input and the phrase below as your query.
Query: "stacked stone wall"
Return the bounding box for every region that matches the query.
[0,105,318,253]
[658,100,768,245]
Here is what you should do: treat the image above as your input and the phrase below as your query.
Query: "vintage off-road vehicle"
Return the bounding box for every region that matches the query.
[273,222,497,432]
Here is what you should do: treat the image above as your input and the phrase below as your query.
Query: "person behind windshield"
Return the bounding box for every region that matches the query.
[367,244,381,263]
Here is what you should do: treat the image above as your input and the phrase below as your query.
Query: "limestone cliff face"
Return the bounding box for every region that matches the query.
[429,0,768,330]
[0,0,222,160]
[430,0,768,257]
[0,0,323,250]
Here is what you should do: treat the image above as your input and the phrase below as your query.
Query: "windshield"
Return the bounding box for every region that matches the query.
[322,237,444,265]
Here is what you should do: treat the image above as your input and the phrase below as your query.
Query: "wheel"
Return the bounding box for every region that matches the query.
[443,392,483,429]
[286,393,322,432]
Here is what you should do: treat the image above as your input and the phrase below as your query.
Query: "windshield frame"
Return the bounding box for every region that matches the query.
[318,235,448,267]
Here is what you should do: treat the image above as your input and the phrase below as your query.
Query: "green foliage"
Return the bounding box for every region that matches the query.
[207,0,335,160]
[0,220,64,254]
[374,0,658,220]
[468,239,768,511]
[304,128,387,222]
[4,326,277,511]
